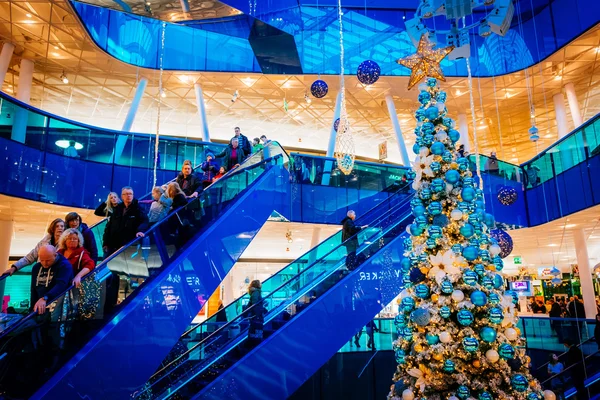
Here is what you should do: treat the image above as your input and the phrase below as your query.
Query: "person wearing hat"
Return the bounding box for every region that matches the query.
[200,153,220,189]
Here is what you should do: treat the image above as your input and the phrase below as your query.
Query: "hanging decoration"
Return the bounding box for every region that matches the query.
[497,185,518,206]
[396,35,454,90]
[310,79,328,98]
[333,0,355,175]
[357,60,381,85]
[333,118,340,132]
[490,228,513,258]
[153,22,167,187]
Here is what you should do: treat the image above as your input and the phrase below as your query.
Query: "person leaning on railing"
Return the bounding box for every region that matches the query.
[30,245,74,315]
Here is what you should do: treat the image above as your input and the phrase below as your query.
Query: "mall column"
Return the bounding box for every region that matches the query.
[0,42,15,86]
[0,220,14,304]
[457,114,471,154]
[194,83,210,142]
[385,95,410,167]
[321,91,342,186]
[111,77,148,163]
[574,228,598,319]
[553,90,573,169]
[10,58,34,143]
[564,82,583,127]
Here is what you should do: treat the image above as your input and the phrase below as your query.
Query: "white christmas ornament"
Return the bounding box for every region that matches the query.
[450,209,463,221]
[504,328,518,341]
[402,389,415,400]
[489,244,501,257]
[449,397,459,400]
[451,290,465,302]
[485,349,500,363]
[436,102,445,112]
[400,289,411,299]
[439,331,452,343]
[543,390,556,400]
[418,83,428,92]
[419,147,430,157]
[435,131,448,142]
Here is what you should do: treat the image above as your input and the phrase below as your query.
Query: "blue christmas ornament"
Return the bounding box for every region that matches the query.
[433,214,450,228]
[443,359,455,373]
[440,280,454,294]
[401,297,416,313]
[463,270,479,286]
[411,308,431,326]
[437,91,447,103]
[418,91,431,104]
[409,224,424,236]
[480,327,497,343]
[357,60,381,85]
[415,284,430,299]
[431,178,445,193]
[402,326,414,341]
[479,392,493,400]
[430,161,441,173]
[468,213,481,224]
[418,253,429,263]
[458,309,474,326]
[445,169,460,184]
[394,314,407,328]
[415,216,428,228]
[457,385,470,400]
[489,293,501,305]
[506,290,519,304]
[421,122,435,135]
[425,106,439,120]
[471,291,488,307]
[457,158,469,172]
[411,198,423,208]
[426,333,440,345]
[412,205,426,217]
[442,151,453,163]
[479,249,491,262]
[420,188,432,200]
[457,202,470,212]
[431,142,445,155]
[527,393,541,400]
[460,223,475,238]
[493,256,504,272]
[463,246,479,261]
[427,77,437,87]
[439,306,452,319]
[490,229,514,258]
[511,374,528,392]
[462,176,475,187]
[482,277,494,290]
[395,348,407,364]
[442,117,453,128]
[497,185,518,206]
[462,187,476,202]
[463,337,479,352]
[402,274,413,287]
[474,264,485,277]
[412,143,421,154]
[448,129,460,143]
[489,307,504,324]
[310,79,328,98]
[406,170,417,180]
[415,108,426,122]
[401,258,411,272]
[422,134,434,146]
[499,343,515,359]
[425,238,436,248]
[428,201,443,215]
[479,234,491,246]
[451,244,463,254]
[484,213,496,228]
[409,267,426,283]
[493,274,504,289]
[428,226,443,239]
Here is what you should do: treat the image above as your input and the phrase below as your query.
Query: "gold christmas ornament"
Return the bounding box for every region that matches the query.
[432,352,443,361]
[472,360,481,368]
[396,34,454,90]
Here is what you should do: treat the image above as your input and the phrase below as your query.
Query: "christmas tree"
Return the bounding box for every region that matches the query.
[388,78,554,400]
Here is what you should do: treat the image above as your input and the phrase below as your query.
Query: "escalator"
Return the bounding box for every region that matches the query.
[0,142,290,400]
[140,186,413,399]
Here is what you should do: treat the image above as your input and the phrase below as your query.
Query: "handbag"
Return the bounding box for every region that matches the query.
[74,251,102,320]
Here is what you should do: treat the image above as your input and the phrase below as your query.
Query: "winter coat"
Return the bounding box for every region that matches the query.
[549,303,563,318]
[252,143,264,154]
[170,193,188,212]
[341,216,362,252]
[568,300,586,318]
[102,199,149,252]
[247,287,264,323]
[230,134,252,156]
[13,234,58,271]
[200,159,220,182]
[94,202,115,218]
[176,173,202,197]
[216,146,247,171]
[78,223,98,263]
[30,254,74,308]
[148,194,173,223]
[58,247,95,276]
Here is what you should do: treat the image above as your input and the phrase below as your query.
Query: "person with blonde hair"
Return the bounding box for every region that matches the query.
[95,192,120,218]
[58,228,95,287]
[167,182,188,211]
[147,186,172,223]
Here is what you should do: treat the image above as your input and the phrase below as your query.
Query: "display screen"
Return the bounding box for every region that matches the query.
[510,281,529,291]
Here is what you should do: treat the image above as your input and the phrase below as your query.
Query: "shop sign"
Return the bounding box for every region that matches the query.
[513,256,522,265]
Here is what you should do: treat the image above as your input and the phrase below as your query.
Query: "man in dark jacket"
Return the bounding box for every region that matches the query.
[231,127,252,156]
[216,138,247,171]
[568,295,586,318]
[341,210,368,270]
[200,153,219,188]
[176,161,202,198]
[31,245,74,314]
[65,212,98,262]
[549,298,563,342]
[564,338,589,399]
[102,186,149,256]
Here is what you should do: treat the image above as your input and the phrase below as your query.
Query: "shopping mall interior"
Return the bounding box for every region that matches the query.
[0,0,599,399]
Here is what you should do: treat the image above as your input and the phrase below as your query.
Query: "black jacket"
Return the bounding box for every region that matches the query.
[216,146,247,170]
[79,223,99,262]
[170,193,188,211]
[565,345,585,378]
[30,254,74,309]
[230,134,252,156]
[549,303,562,318]
[94,202,114,218]
[568,300,586,318]
[102,199,149,251]
[341,216,362,251]
[176,173,202,197]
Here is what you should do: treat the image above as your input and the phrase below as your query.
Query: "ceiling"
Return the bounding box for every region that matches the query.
[0,1,599,165]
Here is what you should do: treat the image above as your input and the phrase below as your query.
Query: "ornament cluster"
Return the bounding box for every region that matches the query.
[388,78,549,400]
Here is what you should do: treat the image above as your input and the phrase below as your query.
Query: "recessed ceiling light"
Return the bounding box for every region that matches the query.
[53,45,59,50]
[547,244,558,247]
[26,13,32,18]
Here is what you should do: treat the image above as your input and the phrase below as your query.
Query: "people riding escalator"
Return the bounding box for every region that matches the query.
[246,280,264,346]
[176,160,202,199]
[95,191,120,219]
[341,210,368,271]
[216,138,247,171]
[65,212,98,263]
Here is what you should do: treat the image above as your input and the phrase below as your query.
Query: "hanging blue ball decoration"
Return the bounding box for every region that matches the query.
[506,290,519,305]
[406,170,417,181]
[443,117,453,128]
[471,291,488,307]
[427,77,437,87]
[437,91,447,103]
[457,202,470,213]
[457,385,471,400]
[463,270,479,286]
[412,143,421,155]
[460,223,475,238]
[431,178,445,193]
[439,306,452,319]
[463,246,479,261]
[402,326,414,341]
[394,313,407,328]
[412,205,426,217]
[401,297,416,313]
[497,185,518,206]
[428,226,443,239]
[462,176,475,187]
[489,293,501,305]
[448,129,460,143]
[474,264,485,277]
[426,333,440,345]
[489,307,504,324]
[430,161,441,173]
[493,256,504,272]
[420,188,432,200]
[511,374,528,392]
[490,229,514,258]
[428,201,443,215]
[411,308,431,326]
[423,134,435,146]
[445,169,460,184]
[479,392,493,400]
[480,327,497,343]
[402,274,413,287]
[357,60,381,85]
[442,151,453,163]
[415,108,426,122]
[451,243,463,255]
[499,343,515,359]
[425,106,439,120]
[527,393,541,400]
[493,274,504,289]
[411,198,423,208]
[462,187,476,202]
[442,359,455,373]
[409,224,424,236]
[415,284,430,299]
[484,213,496,228]
[440,280,454,294]
[479,249,491,262]
[433,214,450,228]
[457,309,474,326]
[426,238,437,249]
[395,348,407,364]
[463,337,479,352]
[310,79,329,98]
[421,122,435,135]
[409,267,426,283]
[415,216,428,228]
[431,142,445,155]
[482,276,494,290]
[418,91,431,105]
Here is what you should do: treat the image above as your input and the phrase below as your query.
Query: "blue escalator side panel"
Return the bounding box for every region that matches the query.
[35,165,290,400]
[479,172,527,228]
[198,233,407,400]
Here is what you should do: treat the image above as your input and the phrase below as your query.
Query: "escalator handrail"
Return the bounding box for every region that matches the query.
[541,347,600,386]
[536,334,598,371]
[144,195,414,389]
[0,151,284,339]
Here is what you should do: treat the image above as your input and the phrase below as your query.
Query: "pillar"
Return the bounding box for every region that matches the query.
[179,0,190,12]
[457,113,471,154]
[111,77,148,163]
[11,58,34,143]
[573,229,597,319]
[322,91,342,186]
[194,83,210,142]
[553,92,569,138]
[0,221,14,306]
[385,95,410,166]
[0,42,15,88]
[564,82,582,128]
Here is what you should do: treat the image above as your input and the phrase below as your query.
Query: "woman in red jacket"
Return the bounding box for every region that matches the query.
[58,228,95,287]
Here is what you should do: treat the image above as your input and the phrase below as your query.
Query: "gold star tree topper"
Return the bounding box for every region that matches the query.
[397,34,454,90]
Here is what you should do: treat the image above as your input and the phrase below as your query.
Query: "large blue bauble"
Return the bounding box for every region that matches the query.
[412,205,426,217]
[448,129,460,143]
[428,201,443,215]
[471,290,488,307]
[480,327,497,343]
[489,293,501,305]
[484,213,496,228]
[479,392,493,400]
[463,337,479,352]
[357,60,381,85]
[493,274,504,289]
[411,308,431,326]
[460,223,475,238]
[426,333,440,345]
[409,224,424,236]
[423,134,434,146]
[457,385,470,400]
[457,158,469,172]
[430,161,441,173]
[418,91,431,104]
[499,343,515,359]
[420,188,432,200]
[437,91,447,103]
[411,198,423,208]
[421,122,435,135]
[451,243,463,254]
[433,214,450,228]
[425,106,439,120]
[394,314,407,328]
[463,270,479,286]
[409,267,426,283]
[416,216,428,228]
[511,374,528,392]
[431,178,445,193]
[426,238,437,249]
[505,290,519,304]
[401,297,416,313]
[439,306,452,319]
[462,176,475,187]
[482,276,494,290]
[462,187,476,202]
[479,249,491,262]
[490,229,514,258]
[474,264,485,277]
[445,169,460,184]
[402,326,414,341]
[463,246,479,261]
[458,309,474,326]
[415,284,430,299]
[395,349,407,364]
[497,185,518,206]
[442,117,453,127]
[431,142,445,155]
[401,258,411,272]
[310,80,329,98]
[441,280,454,294]
[442,151,453,163]
[457,202,470,212]
[489,307,504,324]
[415,108,426,122]
[412,143,421,154]
[443,359,455,373]
[494,256,504,271]
[428,226,443,239]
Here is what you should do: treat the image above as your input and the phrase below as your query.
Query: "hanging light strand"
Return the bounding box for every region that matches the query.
[153,22,166,187]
